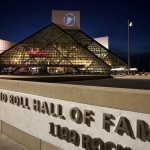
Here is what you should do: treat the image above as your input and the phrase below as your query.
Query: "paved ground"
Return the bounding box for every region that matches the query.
[0,134,27,150]
[0,75,111,82]
[1,74,150,90]
[60,77,150,90]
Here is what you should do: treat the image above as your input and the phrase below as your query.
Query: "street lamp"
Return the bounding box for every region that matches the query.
[128,20,133,74]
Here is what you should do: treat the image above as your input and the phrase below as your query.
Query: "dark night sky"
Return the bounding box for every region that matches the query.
[0,0,150,70]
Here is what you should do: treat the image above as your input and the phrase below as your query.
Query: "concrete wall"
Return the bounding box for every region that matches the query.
[0,79,150,150]
[0,79,149,114]
[0,120,1,134]
[0,121,61,150]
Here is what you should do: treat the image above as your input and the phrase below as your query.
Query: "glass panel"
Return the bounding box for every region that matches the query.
[0,24,110,75]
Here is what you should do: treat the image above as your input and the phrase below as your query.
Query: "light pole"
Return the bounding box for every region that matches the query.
[149,56,150,74]
[128,20,133,74]
[128,20,131,74]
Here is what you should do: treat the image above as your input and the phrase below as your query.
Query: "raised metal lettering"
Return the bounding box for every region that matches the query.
[115,117,135,138]
[33,99,41,112]
[103,113,115,132]
[69,107,83,124]
[84,110,95,127]
[41,101,50,115]
[82,134,91,150]
[91,138,104,150]
[137,120,150,142]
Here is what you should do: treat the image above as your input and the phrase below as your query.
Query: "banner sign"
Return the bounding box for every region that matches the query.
[52,10,80,30]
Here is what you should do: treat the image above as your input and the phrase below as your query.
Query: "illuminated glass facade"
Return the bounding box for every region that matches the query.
[65,30,127,68]
[0,23,127,75]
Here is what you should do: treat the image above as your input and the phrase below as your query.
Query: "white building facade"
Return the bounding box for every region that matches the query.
[0,39,16,54]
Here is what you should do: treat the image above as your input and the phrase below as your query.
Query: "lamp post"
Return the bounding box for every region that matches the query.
[128,20,132,74]
[149,56,150,74]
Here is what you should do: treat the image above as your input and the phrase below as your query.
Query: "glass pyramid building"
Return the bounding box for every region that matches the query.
[0,23,127,75]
